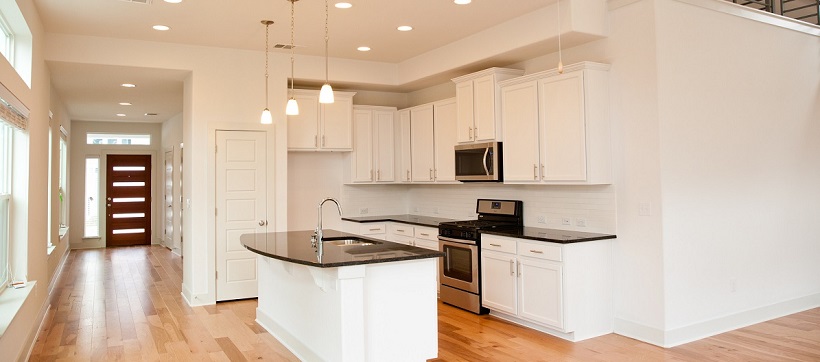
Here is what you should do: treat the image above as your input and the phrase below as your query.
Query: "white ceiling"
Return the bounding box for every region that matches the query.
[34,0,557,122]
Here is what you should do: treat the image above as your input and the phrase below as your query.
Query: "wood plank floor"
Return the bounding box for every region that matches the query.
[29,246,820,361]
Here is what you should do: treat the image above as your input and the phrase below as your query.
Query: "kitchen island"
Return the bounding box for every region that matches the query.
[241,229,443,362]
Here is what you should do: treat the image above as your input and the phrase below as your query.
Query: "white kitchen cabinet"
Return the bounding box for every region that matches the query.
[481,250,518,315]
[480,233,613,342]
[500,62,611,184]
[287,89,356,151]
[410,104,435,182]
[452,68,524,144]
[396,110,412,182]
[432,99,457,182]
[351,106,396,183]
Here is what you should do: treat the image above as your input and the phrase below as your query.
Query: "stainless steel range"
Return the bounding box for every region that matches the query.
[438,199,523,314]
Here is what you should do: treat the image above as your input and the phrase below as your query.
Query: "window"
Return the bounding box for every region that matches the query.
[0,12,13,65]
[0,121,12,292]
[84,157,100,238]
[59,136,67,227]
[86,133,150,146]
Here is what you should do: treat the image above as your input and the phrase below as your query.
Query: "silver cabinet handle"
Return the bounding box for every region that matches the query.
[473,126,477,140]
[406,170,410,181]
[377,170,380,181]
[420,233,430,237]
[469,127,473,140]
[541,164,545,178]
[529,250,544,254]
[533,164,538,180]
[370,170,373,181]
[314,135,318,147]
[510,259,515,276]
[369,228,381,231]
[429,168,433,180]
[489,243,501,247]
[517,261,521,277]
[396,229,405,232]
[322,135,326,147]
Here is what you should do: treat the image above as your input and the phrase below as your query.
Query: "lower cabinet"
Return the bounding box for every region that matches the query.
[480,234,612,341]
[386,223,440,292]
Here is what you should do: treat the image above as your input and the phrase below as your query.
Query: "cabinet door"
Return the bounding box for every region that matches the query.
[374,110,395,182]
[455,81,474,143]
[352,109,373,182]
[410,104,435,182]
[539,72,587,181]
[501,81,541,182]
[518,257,564,330]
[287,93,320,150]
[481,251,517,314]
[433,99,457,182]
[397,110,412,182]
[473,74,497,141]
[321,95,353,150]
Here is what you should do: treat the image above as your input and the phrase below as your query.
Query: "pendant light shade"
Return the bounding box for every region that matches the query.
[286,0,300,116]
[286,98,299,115]
[319,0,335,104]
[261,20,274,124]
[261,108,273,124]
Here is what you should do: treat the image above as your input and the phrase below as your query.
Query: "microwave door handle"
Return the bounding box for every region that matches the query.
[482,147,490,176]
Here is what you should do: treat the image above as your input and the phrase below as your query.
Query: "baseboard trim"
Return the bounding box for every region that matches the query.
[615,292,820,347]
[256,307,322,362]
[180,285,213,307]
[24,302,52,362]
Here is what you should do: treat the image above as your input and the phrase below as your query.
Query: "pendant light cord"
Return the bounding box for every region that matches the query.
[290,1,295,94]
[557,0,563,73]
[324,0,329,84]
[264,21,270,108]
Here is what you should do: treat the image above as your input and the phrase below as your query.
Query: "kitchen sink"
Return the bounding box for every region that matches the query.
[324,237,381,247]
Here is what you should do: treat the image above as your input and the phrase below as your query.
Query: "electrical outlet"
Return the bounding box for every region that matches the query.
[537,215,546,224]
[359,208,369,215]
[576,218,587,227]
[561,217,571,226]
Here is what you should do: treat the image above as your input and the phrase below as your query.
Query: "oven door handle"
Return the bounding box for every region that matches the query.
[482,147,490,176]
[438,236,478,246]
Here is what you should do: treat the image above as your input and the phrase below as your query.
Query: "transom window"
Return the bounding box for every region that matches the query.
[86,133,151,145]
[0,13,13,65]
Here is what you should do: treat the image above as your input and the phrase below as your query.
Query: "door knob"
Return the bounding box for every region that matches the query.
[258,220,266,226]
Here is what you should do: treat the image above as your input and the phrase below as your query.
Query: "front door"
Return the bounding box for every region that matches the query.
[106,154,152,247]
[216,130,267,301]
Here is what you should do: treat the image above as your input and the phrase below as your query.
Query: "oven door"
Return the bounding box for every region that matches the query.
[439,236,480,294]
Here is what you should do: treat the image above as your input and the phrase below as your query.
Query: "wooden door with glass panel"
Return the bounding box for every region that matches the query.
[106,154,152,247]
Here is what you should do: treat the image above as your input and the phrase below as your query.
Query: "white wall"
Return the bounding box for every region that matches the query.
[655,0,820,346]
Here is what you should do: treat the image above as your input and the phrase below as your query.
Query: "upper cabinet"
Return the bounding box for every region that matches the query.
[407,99,458,183]
[396,110,412,183]
[351,106,397,183]
[452,68,524,144]
[287,89,356,151]
[500,62,611,185]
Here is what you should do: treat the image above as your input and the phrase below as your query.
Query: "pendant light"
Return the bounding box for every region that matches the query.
[261,20,274,124]
[556,0,564,74]
[285,0,300,115]
[319,0,335,104]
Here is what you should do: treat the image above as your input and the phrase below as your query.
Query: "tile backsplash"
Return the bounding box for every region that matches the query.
[342,183,616,234]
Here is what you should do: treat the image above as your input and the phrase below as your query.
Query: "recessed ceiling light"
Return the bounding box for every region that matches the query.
[116,113,126,117]
[335,2,352,9]
[119,102,132,106]
[121,83,136,88]
[164,0,182,3]
[152,25,171,31]
[454,0,471,4]
[357,46,371,52]
[397,25,413,32]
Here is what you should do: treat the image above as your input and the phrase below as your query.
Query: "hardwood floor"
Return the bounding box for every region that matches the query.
[30,246,820,361]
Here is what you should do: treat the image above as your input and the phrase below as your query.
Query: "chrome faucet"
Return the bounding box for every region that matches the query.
[312,197,342,257]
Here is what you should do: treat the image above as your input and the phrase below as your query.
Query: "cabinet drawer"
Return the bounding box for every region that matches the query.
[414,239,439,251]
[414,226,438,241]
[481,235,516,254]
[359,223,386,235]
[518,241,561,262]
[388,223,414,237]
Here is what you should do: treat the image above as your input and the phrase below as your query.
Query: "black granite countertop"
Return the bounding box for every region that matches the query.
[341,214,456,228]
[481,227,616,244]
[241,229,444,268]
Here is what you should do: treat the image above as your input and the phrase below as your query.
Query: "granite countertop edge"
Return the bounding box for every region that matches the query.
[242,230,444,268]
[481,228,617,244]
[341,214,456,228]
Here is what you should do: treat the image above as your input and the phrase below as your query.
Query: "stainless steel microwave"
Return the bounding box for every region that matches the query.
[454,142,502,182]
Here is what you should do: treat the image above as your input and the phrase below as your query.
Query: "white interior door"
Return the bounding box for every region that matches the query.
[216,130,267,301]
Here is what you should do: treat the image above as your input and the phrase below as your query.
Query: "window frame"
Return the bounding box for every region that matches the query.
[0,12,14,66]
[0,121,13,294]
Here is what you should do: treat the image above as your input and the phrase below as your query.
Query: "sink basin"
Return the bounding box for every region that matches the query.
[324,237,381,247]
